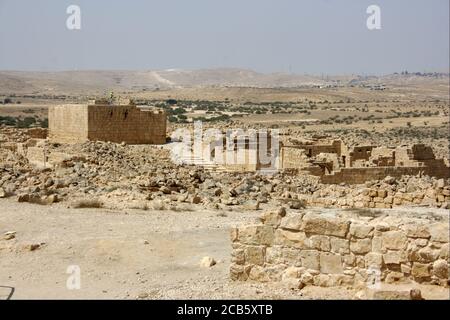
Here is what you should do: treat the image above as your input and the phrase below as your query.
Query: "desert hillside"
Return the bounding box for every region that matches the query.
[1,68,447,95]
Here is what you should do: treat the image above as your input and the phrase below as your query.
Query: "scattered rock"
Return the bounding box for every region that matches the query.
[137,292,149,299]
[192,195,202,204]
[24,243,44,251]
[4,231,16,240]
[371,289,423,300]
[242,200,260,210]
[71,199,103,208]
[200,256,216,268]
[432,259,449,279]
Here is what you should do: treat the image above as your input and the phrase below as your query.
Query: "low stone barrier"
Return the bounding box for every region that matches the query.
[230,209,449,289]
[294,185,450,209]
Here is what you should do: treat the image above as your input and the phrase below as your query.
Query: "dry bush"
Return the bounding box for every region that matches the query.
[127,201,150,210]
[170,203,195,212]
[345,208,384,217]
[71,199,103,209]
[150,200,166,210]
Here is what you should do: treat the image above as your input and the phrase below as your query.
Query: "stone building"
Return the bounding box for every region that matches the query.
[184,130,280,172]
[48,99,166,144]
[280,139,450,183]
[176,132,449,182]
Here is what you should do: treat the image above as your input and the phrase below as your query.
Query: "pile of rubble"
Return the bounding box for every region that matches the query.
[0,127,449,211]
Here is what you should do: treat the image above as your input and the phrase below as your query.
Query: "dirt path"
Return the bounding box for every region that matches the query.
[0,199,296,299]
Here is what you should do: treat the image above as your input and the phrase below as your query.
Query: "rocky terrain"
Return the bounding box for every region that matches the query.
[1,198,448,300]
[0,73,449,300]
[0,125,449,300]
[1,127,449,213]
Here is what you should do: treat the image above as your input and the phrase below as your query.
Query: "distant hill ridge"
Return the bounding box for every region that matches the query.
[0,68,448,94]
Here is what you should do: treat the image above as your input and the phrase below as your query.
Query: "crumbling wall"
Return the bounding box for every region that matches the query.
[347,146,374,167]
[299,184,450,209]
[280,142,448,185]
[219,149,258,172]
[316,153,340,172]
[411,144,436,161]
[26,146,76,168]
[395,144,437,166]
[281,146,311,169]
[370,147,395,166]
[292,143,342,158]
[230,210,449,288]
[320,166,450,184]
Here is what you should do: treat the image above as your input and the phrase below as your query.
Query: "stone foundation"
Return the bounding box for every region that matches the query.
[230,209,449,289]
[296,184,450,209]
[319,166,450,184]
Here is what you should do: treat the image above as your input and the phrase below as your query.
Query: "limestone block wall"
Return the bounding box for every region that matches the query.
[87,105,166,144]
[281,146,310,169]
[24,146,48,168]
[295,144,341,157]
[25,147,75,169]
[320,166,450,184]
[394,145,436,166]
[348,146,374,167]
[49,105,89,143]
[230,210,449,288]
[213,147,280,172]
[298,184,450,209]
[411,144,436,160]
[49,104,166,144]
[370,147,395,163]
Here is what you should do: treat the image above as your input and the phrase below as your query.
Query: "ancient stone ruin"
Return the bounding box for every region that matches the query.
[173,130,280,172]
[187,133,449,183]
[48,99,166,144]
[230,208,449,292]
[281,139,450,184]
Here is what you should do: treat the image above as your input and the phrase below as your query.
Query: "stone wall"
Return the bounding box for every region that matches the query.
[282,141,342,159]
[348,146,374,167]
[87,105,166,144]
[25,146,75,169]
[230,209,449,289]
[410,144,436,161]
[297,184,450,209]
[49,104,89,143]
[320,165,450,184]
[281,146,311,169]
[279,142,449,185]
[49,103,166,144]
[216,149,258,172]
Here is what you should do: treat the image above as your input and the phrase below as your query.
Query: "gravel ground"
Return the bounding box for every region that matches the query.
[0,199,447,300]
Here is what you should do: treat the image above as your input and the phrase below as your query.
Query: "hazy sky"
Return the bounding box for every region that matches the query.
[0,0,448,74]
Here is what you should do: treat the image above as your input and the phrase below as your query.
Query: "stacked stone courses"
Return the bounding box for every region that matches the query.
[49,101,166,145]
[230,209,449,288]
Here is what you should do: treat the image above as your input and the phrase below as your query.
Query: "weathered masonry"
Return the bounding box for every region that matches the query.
[230,209,449,289]
[49,100,166,144]
[280,140,450,183]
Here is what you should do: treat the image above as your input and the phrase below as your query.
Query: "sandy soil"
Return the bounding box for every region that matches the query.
[0,199,448,300]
